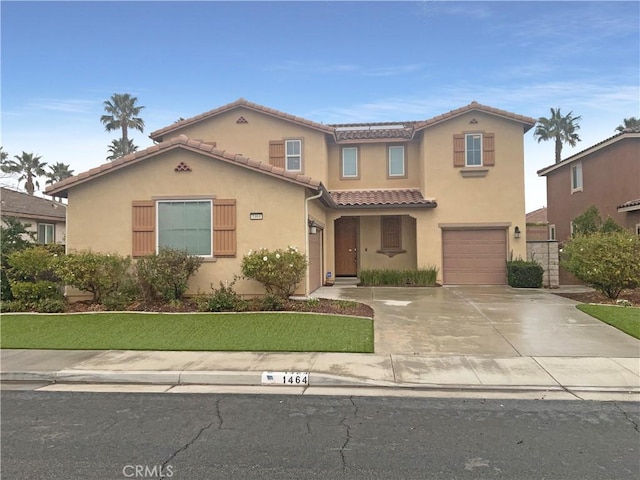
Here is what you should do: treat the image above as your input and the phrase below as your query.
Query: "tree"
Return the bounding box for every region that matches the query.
[106,138,138,161]
[45,162,74,185]
[100,93,145,157]
[0,152,47,195]
[615,117,640,132]
[0,147,8,162]
[0,217,35,300]
[572,206,624,236]
[533,107,582,164]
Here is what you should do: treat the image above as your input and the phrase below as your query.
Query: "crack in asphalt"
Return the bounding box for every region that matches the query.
[159,398,224,479]
[614,402,640,433]
[338,397,359,472]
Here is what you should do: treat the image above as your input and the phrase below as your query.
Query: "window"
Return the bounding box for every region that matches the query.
[341,147,358,178]
[571,162,583,192]
[285,139,302,172]
[381,216,402,250]
[549,224,556,240]
[37,223,55,244]
[466,134,482,166]
[388,146,405,177]
[157,200,212,256]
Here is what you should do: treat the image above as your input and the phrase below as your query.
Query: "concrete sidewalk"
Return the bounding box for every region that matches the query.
[2,349,639,401]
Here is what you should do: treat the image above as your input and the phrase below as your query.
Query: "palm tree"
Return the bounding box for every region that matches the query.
[45,162,74,185]
[615,117,640,132]
[0,147,8,162]
[533,107,582,164]
[107,138,138,161]
[0,152,47,195]
[100,93,145,156]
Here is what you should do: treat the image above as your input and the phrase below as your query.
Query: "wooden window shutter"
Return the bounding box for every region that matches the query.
[381,216,402,249]
[213,199,236,257]
[132,201,155,257]
[269,140,285,169]
[483,133,495,166]
[453,134,465,167]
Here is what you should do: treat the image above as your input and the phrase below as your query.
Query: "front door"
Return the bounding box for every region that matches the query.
[335,217,358,276]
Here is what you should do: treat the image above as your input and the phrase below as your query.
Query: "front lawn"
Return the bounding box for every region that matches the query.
[577,304,640,339]
[0,312,374,353]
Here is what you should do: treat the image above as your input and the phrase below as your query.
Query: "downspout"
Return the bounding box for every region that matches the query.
[304,189,324,297]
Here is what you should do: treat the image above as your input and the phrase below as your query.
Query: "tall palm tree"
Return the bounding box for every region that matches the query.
[0,147,8,162]
[533,107,582,164]
[45,162,74,185]
[615,117,640,132]
[106,138,138,161]
[0,152,47,195]
[100,93,145,156]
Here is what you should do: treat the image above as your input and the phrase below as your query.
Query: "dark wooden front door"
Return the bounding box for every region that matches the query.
[335,217,358,276]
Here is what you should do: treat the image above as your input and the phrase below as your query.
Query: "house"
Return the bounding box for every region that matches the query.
[538,127,640,242]
[525,207,549,241]
[46,99,535,299]
[1,187,66,244]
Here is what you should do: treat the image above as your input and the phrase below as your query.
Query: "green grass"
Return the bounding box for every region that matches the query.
[577,304,640,339]
[0,312,373,352]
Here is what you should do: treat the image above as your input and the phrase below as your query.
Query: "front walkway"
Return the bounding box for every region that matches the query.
[312,285,640,357]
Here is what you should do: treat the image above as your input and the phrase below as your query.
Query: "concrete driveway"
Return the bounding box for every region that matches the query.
[313,285,640,357]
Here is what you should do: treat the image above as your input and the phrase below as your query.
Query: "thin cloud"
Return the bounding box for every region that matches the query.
[266,61,424,77]
[25,98,98,114]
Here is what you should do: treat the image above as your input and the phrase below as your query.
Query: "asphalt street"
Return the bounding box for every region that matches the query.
[2,391,639,480]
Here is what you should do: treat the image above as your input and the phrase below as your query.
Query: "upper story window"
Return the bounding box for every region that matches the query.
[341,147,358,178]
[571,162,583,192]
[157,200,212,256]
[466,134,482,166]
[549,224,556,240]
[37,223,55,244]
[388,145,406,177]
[285,139,302,172]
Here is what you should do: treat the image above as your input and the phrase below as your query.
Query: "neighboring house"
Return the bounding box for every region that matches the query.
[0,187,66,245]
[46,98,535,298]
[538,127,640,242]
[525,207,549,241]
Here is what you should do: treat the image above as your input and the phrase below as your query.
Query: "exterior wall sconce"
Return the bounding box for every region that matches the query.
[308,220,318,234]
[514,226,521,239]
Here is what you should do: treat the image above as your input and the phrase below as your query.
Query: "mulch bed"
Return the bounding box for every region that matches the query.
[554,289,640,306]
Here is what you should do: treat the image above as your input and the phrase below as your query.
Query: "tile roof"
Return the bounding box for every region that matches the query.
[1,187,66,221]
[333,124,416,142]
[149,98,335,140]
[618,198,640,210]
[526,207,547,223]
[45,135,323,198]
[329,189,437,209]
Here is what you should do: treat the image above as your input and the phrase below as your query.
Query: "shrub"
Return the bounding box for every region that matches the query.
[135,248,203,302]
[507,260,544,288]
[241,246,307,298]
[10,281,63,303]
[7,246,60,283]
[260,294,285,311]
[562,231,640,299]
[359,267,438,286]
[101,276,140,311]
[205,280,247,312]
[55,251,132,303]
[1,218,35,301]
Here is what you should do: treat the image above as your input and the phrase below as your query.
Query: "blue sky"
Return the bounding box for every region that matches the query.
[2,1,638,211]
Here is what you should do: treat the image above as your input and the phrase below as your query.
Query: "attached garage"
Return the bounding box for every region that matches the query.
[308,228,323,292]
[442,228,507,285]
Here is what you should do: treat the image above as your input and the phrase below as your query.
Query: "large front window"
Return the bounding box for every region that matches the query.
[286,139,302,172]
[466,134,482,166]
[157,200,212,256]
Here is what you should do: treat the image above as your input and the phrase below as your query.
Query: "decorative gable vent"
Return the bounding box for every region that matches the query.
[174,162,192,172]
[236,116,248,124]
[469,118,478,124]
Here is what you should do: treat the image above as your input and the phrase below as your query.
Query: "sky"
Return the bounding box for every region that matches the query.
[1,0,639,212]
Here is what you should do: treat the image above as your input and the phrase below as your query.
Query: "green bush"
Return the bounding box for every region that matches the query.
[10,281,63,303]
[204,280,247,312]
[7,246,60,283]
[260,294,285,311]
[135,248,203,302]
[56,251,131,303]
[562,231,640,299]
[0,297,66,313]
[1,218,36,301]
[359,267,438,286]
[507,260,544,288]
[241,247,307,298]
[101,276,140,311]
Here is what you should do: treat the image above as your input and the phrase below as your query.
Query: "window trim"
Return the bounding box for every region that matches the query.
[570,221,577,236]
[341,146,359,179]
[37,223,55,244]
[465,133,483,167]
[285,139,302,172]
[156,199,213,258]
[571,162,583,193]
[388,145,407,178]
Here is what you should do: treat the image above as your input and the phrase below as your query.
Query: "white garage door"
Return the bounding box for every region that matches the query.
[442,229,507,285]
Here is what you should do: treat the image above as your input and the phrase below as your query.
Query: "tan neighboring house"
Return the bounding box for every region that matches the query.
[46,98,535,299]
[1,187,66,244]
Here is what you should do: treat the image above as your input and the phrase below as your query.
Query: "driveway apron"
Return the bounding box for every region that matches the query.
[313,285,640,357]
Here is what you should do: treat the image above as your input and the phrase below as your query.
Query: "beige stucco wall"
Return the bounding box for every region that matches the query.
[65,149,317,299]
[158,107,330,185]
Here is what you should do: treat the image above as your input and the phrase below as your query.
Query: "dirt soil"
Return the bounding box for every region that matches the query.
[553,289,640,307]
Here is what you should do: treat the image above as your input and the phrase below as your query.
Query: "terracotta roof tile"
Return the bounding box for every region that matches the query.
[618,198,640,209]
[330,189,437,208]
[1,187,66,221]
